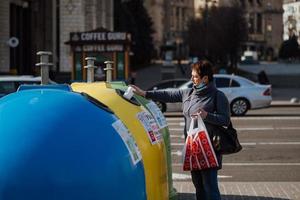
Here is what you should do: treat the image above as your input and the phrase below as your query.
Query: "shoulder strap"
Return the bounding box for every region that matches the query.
[214,90,218,112]
[187,88,194,98]
[214,90,233,128]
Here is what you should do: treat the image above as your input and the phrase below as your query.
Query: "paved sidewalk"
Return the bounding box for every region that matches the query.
[174,181,300,200]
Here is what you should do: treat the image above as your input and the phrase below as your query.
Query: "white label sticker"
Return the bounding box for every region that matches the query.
[137,111,162,145]
[146,101,168,129]
[112,120,142,165]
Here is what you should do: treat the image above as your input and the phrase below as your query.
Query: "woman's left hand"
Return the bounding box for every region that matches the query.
[191,108,208,119]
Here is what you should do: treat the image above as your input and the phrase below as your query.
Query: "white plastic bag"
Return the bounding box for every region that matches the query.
[182,117,219,171]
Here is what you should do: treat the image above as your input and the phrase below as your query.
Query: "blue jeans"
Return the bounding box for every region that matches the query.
[191,169,221,200]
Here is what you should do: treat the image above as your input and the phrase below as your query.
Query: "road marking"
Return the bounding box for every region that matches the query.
[239,142,300,145]
[172,163,300,167]
[172,173,232,180]
[169,127,300,131]
[179,122,185,126]
[166,116,300,121]
[166,118,185,122]
[171,150,183,156]
[169,128,184,131]
[237,127,300,131]
[172,173,191,180]
[232,116,300,120]
[170,134,184,140]
[223,163,300,166]
[167,122,185,126]
[171,143,185,146]
[240,142,257,145]
[170,141,300,146]
[170,135,185,139]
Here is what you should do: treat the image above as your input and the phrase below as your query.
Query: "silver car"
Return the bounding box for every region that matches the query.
[0,76,56,98]
[162,74,272,116]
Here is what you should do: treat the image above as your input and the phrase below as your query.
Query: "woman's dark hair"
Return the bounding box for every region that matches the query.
[191,60,214,82]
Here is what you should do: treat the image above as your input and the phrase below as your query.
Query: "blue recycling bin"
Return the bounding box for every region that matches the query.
[0,87,146,200]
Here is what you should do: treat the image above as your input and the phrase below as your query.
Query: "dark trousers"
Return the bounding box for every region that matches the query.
[191,169,221,200]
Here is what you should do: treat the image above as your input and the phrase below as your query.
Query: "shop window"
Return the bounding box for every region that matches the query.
[256,0,262,6]
[176,7,180,17]
[248,0,254,6]
[256,13,262,33]
[249,13,255,34]
[240,0,245,8]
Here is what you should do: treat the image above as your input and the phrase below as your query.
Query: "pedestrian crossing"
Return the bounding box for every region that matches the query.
[166,115,300,181]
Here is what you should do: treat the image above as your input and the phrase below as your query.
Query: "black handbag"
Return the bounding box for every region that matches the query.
[212,122,242,155]
[209,90,242,155]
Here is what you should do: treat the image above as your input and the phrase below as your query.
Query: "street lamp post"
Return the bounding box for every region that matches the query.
[175,37,185,74]
[204,0,209,57]
[203,0,217,57]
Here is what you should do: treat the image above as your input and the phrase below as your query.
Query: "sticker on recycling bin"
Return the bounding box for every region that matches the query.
[137,111,162,145]
[145,101,168,129]
[112,120,142,165]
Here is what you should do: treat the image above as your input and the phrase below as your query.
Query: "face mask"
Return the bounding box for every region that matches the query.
[194,80,206,90]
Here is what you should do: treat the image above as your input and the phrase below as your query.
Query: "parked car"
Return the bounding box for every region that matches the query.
[155,74,272,116]
[146,78,189,111]
[147,78,189,91]
[0,76,56,98]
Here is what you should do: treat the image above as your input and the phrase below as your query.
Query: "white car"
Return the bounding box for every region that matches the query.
[0,76,56,98]
[162,74,272,116]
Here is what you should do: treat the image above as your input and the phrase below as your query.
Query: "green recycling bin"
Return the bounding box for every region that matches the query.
[110,81,177,200]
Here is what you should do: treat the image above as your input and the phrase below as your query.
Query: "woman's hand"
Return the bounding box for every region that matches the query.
[191,108,208,119]
[129,85,146,97]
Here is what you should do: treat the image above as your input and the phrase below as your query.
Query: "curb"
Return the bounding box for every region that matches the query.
[163,103,300,118]
[271,102,300,107]
[271,104,300,107]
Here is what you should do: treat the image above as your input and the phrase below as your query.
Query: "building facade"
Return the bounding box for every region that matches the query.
[283,0,300,43]
[167,0,195,59]
[242,0,283,60]
[0,0,113,81]
[194,0,283,60]
[194,0,232,18]
[0,0,55,75]
[60,0,113,74]
[144,0,194,59]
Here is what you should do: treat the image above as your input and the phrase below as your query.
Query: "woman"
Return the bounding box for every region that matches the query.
[131,60,230,200]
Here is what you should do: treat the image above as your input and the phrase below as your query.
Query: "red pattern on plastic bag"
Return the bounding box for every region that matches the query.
[183,118,219,171]
[183,135,193,171]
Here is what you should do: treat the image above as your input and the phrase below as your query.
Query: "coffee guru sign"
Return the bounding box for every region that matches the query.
[67,29,131,81]
[71,32,129,42]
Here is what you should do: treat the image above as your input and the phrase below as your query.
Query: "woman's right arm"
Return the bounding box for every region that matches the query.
[130,85,184,103]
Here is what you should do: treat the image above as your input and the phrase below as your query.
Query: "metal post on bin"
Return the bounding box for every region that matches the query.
[104,61,113,82]
[36,51,53,85]
[84,57,97,83]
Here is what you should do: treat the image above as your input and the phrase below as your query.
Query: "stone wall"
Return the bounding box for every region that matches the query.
[59,0,114,73]
[59,0,85,72]
[0,0,114,75]
[0,1,10,73]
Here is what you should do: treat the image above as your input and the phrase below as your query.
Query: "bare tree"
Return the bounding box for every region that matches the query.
[188,3,247,71]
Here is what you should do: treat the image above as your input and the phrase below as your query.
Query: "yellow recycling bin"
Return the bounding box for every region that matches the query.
[110,81,177,200]
[71,82,169,200]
